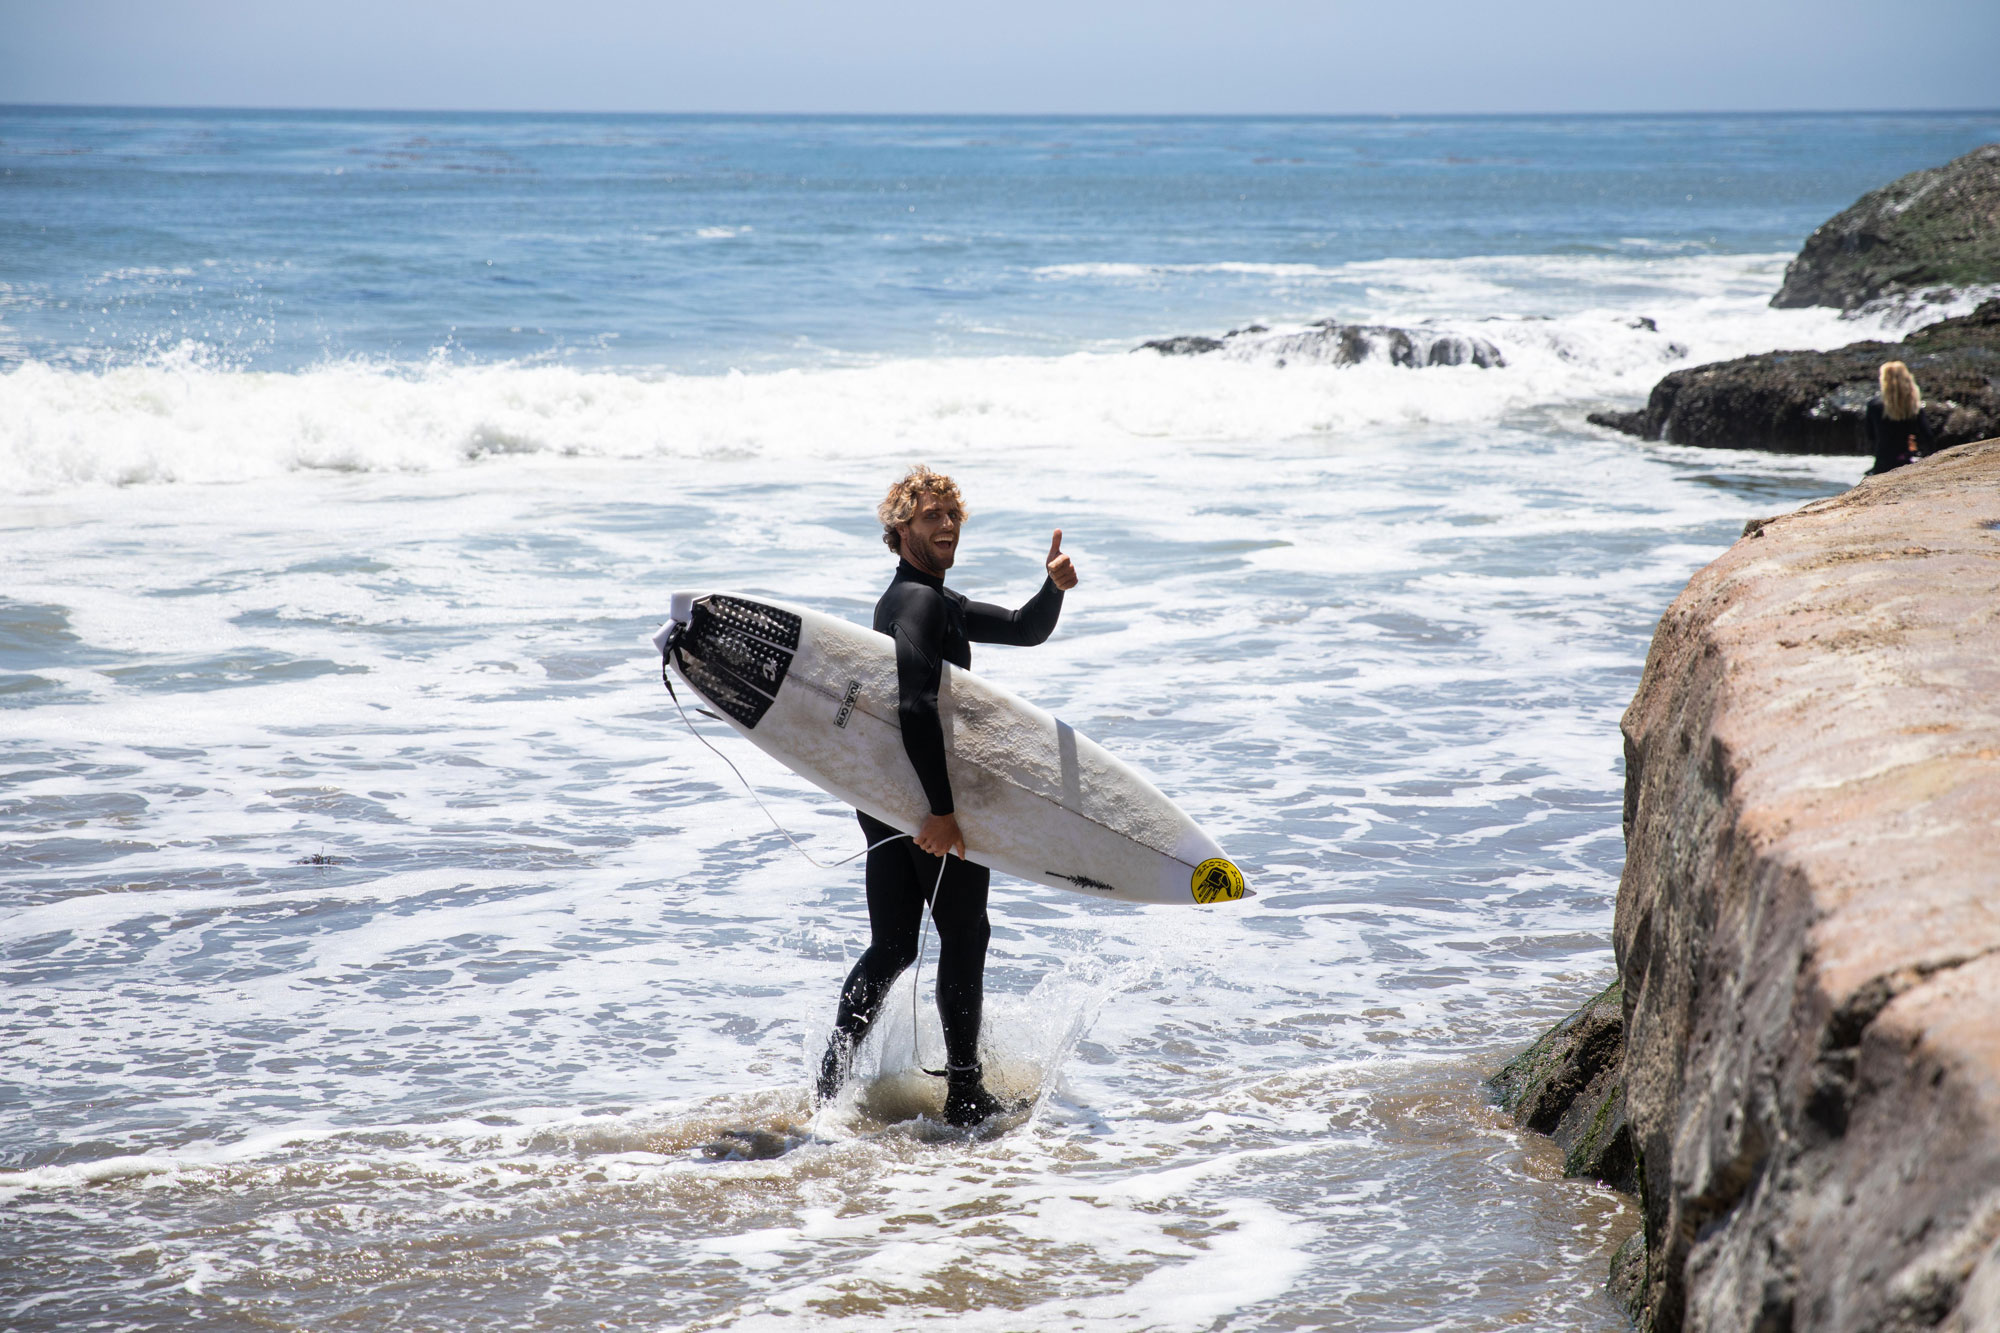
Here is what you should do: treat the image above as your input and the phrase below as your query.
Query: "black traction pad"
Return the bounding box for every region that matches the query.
[699,595,801,652]
[675,596,802,729]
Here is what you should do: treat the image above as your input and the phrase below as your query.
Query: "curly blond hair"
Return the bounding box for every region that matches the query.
[1880,360,1922,421]
[877,465,967,552]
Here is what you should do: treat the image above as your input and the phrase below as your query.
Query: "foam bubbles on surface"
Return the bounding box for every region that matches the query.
[1,359,1864,1328]
[0,252,1900,498]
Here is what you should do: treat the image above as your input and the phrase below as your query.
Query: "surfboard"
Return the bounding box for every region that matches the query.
[653,591,1248,906]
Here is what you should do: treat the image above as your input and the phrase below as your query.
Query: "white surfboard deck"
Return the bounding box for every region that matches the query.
[654,591,1248,907]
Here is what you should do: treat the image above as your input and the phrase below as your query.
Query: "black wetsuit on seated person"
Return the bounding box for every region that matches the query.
[1865,397,1937,475]
[817,560,1064,1120]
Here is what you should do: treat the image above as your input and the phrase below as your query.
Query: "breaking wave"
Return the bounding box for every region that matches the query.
[0,252,1925,495]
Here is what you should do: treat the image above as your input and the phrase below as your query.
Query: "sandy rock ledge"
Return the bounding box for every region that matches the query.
[1616,439,2000,1331]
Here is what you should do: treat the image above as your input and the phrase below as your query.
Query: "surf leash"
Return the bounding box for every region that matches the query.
[907,854,952,1078]
[659,656,904,870]
[661,651,954,1079]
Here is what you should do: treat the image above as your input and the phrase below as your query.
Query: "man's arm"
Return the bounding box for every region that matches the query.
[884,584,956,818]
[962,530,1074,646]
[962,579,1063,646]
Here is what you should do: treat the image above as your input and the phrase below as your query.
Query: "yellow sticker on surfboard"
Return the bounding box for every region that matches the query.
[1190,857,1245,904]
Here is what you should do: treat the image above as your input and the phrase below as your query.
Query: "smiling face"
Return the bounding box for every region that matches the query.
[897,489,964,576]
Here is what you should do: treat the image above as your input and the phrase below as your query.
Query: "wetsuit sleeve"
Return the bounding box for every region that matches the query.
[961,577,1064,647]
[883,585,956,816]
[1915,412,1938,455]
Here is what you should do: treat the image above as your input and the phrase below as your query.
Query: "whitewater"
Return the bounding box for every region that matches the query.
[6,109,1999,1332]
[3,251,1948,494]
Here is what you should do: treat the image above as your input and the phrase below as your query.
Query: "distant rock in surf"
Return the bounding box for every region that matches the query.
[1138,318,1505,369]
[1772,143,2000,312]
[1589,298,2000,454]
[1139,335,1227,356]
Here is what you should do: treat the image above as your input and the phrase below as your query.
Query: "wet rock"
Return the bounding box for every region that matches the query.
[1560,1076,1635,1189]
[1490,980,1622,1128]
[1773,143,2000,310]
[1490,980,1637,1194]
[1137,319,1504,368]
[1136,335,1225,356]
[1588,298,2000,453]
[1258,319,1506,369]
[1614,440,2000,1332]
[698,1127,803,1161]
[1588,406,1651,438]
[1608,1231,1648,1323]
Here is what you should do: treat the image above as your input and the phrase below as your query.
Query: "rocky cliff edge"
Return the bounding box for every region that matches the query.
[1615,439,2000,1331]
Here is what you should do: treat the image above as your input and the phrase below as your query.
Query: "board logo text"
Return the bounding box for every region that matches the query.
[834,679,862,729]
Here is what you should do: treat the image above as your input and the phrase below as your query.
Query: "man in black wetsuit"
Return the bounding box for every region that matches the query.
[815,464,1078,1126]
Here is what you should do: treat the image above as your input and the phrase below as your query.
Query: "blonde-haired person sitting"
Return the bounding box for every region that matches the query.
[1865,360,1936,475]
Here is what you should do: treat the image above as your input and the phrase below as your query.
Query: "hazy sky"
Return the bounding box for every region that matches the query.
[4,0,1997,115]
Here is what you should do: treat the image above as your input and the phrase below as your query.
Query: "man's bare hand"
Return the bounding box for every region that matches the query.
[915,811,966,859]
[1046,529,1078,591]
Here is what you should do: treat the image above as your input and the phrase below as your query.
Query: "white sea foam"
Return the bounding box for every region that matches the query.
[0,243,1879,1331]
[1035,260,1358,280]
[1844,281,2000,329]
[0,253,1911,498]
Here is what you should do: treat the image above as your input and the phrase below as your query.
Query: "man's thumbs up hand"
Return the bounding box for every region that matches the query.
[1046,529,1078,590]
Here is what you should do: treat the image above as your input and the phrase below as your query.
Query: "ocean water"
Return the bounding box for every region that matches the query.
[5,110,1999,1332]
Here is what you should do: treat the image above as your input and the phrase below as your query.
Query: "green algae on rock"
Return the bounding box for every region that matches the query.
[1489,979,1638,1195]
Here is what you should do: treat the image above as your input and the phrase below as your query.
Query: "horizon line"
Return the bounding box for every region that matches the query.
[7,101,2000,120]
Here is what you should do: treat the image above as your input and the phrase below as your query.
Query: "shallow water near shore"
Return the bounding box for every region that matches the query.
[1,433,1855,1331]
[2,109,1984,1330]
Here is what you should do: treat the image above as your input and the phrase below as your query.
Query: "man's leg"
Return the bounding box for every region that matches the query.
[817,813,923,1104]
[927,856,1007,1125]
[928,856,991,1070]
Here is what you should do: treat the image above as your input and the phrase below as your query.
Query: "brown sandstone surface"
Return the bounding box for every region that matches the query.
[1615,438,2000,1331]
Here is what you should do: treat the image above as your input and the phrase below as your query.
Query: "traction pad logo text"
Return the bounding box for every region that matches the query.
[834,679,862,729]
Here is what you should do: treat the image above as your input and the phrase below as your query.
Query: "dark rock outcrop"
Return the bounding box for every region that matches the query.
[1137,335,1225,356]
[1490,980,1638,1194]
[1613,440,2000,1332]
[1773,144,2000,310]
[1139,318,1504,369]
[1588,299,2000,453]
[1608,1232,1648,1324]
